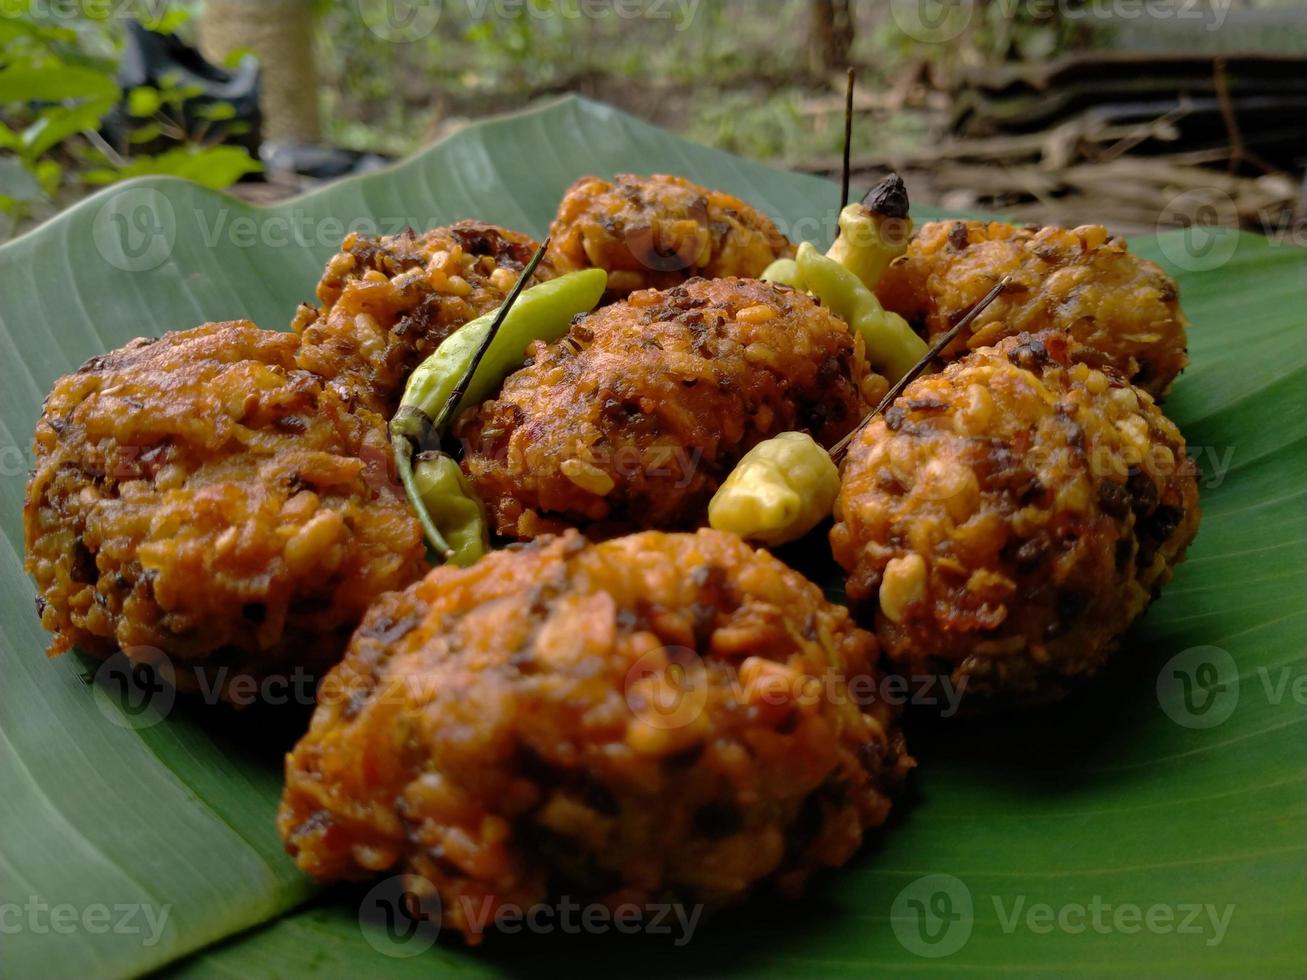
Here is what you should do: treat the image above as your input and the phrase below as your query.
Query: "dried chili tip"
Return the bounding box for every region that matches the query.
[861,173,910,221]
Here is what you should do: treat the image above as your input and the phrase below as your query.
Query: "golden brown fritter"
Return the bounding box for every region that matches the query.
[455,277,884,540]
[546,173,794,297]
[24,321,427,699]
[830,332,1200,706]
[292,221,551,414]
[876,221,1189,397]
[279,528,912,942]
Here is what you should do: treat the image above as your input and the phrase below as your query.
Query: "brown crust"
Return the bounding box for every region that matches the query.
[546,174,793,297]
[292,220,552,414]
[875,221,1189,397]
[278,528,912,941]
[23,321,427,698]
[830,332,1200,705]
[455,277,884,540]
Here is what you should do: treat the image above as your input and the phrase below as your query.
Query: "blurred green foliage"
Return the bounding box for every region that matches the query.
[0,2,258,237]
[313,0,890,162]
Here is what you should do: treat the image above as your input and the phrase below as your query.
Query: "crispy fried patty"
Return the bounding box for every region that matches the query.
[292,220,550,414]
[546,173,794,297]
[830,332,1200,705]
[455,277,883,540]
[24,321,427,698]
[279,528,912,942]
[876,221,1189,397]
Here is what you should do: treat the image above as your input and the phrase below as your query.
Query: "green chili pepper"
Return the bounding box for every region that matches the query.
[391,258,607,561]
[796,242,926,383]
[707,432,840,547]
[410,452,489,567]
[826,202,909,290]
[826,174,913,290]
[760,257,801,288]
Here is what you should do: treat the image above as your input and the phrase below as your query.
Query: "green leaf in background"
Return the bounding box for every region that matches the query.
[19,96,115,159]
[80,145,263,189]
[0,97,1302,978]
[126,86,163,119]
[0,63,120,104]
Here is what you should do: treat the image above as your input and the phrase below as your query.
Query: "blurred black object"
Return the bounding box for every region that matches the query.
[102,22,262,161]
[103,23,392,187]
[259,141,392,182]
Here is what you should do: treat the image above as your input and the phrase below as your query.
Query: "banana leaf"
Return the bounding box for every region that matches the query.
[0,97,1302,978]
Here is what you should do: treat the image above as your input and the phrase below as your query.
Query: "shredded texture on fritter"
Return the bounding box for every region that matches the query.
[546,173,794,297]
[292,220,551,414]
[830,332,1200,705]
[875,221,1189,397]
[455,277,884,540]
[279,528,912,942]
[24,321,427,697]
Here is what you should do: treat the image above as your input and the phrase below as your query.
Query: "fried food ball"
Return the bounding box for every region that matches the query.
[455,277,885,540]
[292,221,551,414]
[546,173,794,297]
[279,528,912,942]
[875,221,1189,397]
[24,321,427,699]
[830,332,1200,706]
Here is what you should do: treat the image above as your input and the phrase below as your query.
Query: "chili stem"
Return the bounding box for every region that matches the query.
[431,238,549,432]
[830,275,1011,461]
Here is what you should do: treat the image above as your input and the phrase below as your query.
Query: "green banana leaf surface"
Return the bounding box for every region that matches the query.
[0,96,1303,978]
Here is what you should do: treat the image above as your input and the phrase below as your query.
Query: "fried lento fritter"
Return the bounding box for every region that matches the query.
[24,322,427,699]
[455,277,884,540]
[876,221,1189,397]
[292,220,551,414]
[830,332,1200,706]
[279,528,913,942]
[546,173,794,297]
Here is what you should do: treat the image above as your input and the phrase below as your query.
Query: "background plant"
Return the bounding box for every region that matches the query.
[0,2,259,237]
